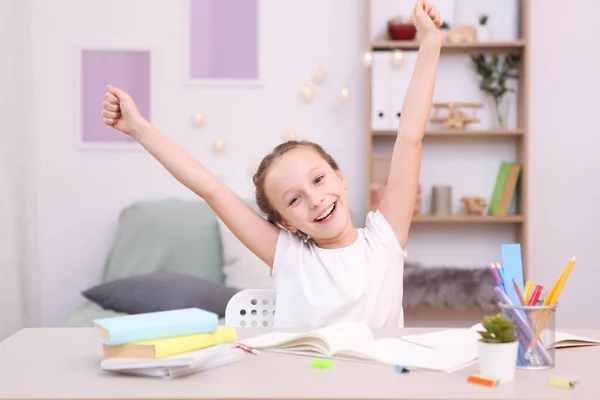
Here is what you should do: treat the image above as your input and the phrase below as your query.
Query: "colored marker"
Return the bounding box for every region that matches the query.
[468,374,499,387]
[311,358,332,369]
[549,377,577,389]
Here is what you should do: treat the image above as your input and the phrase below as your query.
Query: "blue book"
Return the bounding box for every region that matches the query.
[94,308,218,345]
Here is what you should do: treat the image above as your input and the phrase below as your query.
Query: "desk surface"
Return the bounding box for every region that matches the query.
[0,326,598,400]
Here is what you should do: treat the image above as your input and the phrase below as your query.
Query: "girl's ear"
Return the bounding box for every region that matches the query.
[335,169,348,190]
[283,221,297,233]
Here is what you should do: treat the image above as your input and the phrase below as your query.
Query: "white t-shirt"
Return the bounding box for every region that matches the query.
[271,209,407,329]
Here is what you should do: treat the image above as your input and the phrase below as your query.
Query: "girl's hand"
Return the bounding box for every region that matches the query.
[102,85,146,135]
[411,0,443,40]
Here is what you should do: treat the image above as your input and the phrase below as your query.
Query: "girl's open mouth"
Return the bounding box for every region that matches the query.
[314,201,337,223]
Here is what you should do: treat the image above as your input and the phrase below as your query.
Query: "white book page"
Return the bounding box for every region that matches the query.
[555,332,600,348]
[239,321,374,356]
[337,338,477,372]
[401,328,480,350]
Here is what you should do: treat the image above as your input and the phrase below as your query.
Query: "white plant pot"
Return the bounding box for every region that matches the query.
[477,25,490,41]
[477,340,518,383]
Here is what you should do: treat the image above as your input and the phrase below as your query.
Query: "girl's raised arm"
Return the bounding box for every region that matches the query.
[377,1,442,249]
[102,86,280,267]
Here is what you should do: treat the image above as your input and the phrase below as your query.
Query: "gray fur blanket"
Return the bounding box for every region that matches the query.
[403,262,498,311]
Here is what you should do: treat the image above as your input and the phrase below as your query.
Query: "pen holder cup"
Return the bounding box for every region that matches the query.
[499,302,558,370]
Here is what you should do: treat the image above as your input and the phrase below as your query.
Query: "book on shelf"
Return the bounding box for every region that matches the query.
[238,321,476,373]
[102,325,237,359]
[488,161,522,216]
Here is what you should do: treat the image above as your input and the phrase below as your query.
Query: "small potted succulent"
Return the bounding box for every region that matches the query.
[477,14,490,41]
[477,313,519,383]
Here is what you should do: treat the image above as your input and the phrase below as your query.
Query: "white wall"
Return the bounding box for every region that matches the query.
[0,0,38,340]
[9,0,600,328]
[528,1,600,329]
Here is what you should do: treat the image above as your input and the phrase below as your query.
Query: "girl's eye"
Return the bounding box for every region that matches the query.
[289,196,299,205]
[314,175,324,184]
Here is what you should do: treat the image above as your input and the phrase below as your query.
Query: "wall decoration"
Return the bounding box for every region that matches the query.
[75,48,151,150]
[187,0,263,85]
[462,196,487,216]
[213,137,226,154]
[300,85,315,102]
[284,130,299,141]
[312,68,327,86]
[476,14,490,41]
[431,185,452,216]
[192,113,205,128]
[429,102,482,130]
[470,53,521,129]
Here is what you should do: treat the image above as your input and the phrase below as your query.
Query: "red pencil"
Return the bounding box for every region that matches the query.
[236,342,260,355]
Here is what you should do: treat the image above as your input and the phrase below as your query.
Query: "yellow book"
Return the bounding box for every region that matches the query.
[102,325,237,359]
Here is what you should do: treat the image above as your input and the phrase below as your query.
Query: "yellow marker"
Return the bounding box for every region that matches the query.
[523,281,533,303]
[549,377,577,389]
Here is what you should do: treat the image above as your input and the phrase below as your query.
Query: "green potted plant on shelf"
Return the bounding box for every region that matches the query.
[477,313,519,383]
[477,14,490,41]
[470,52,521,129]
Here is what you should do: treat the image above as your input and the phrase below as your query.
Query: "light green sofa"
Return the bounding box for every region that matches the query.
[61,198,254,327]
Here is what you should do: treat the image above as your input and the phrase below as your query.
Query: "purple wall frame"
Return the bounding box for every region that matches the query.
[78,49,150,148]
[189,0,261,83]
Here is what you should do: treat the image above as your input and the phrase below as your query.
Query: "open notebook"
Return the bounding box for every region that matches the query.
[100,343,243,379]
[401,323,600,350]
[238,321,476,373]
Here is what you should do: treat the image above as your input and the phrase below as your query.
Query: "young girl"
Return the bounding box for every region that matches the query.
[101,0,442,328]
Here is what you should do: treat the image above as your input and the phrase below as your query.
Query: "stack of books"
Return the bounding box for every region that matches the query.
[94,308,242,378]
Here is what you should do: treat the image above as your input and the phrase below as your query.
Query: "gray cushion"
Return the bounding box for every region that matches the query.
[82,272,240,317]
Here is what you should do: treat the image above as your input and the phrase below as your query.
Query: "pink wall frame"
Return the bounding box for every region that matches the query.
[74,47,153,150]
[185,0,264,86]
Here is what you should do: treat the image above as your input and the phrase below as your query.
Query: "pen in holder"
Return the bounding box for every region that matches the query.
[498,301,558,370]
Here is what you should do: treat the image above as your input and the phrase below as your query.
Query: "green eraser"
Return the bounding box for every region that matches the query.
[311,358,332,369]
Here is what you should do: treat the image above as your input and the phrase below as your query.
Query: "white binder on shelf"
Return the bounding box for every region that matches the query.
[390,51,419,129]
[100,343,244,379]
[370,52,393,132]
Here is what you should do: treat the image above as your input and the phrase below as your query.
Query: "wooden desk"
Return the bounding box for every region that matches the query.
[0,326,598,399]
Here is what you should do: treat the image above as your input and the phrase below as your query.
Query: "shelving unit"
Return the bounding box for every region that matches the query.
[365,1,530,276]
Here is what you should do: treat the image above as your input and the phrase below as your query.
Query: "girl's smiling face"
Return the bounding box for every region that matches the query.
[263,146,355,248]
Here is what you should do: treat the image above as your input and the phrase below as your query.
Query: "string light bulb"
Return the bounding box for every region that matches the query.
[339,88,350,102]
[312,68,327,85]
[213,137,226,154]
[392,50,404,68]
[362,52,373,68]
[192,113,204,128]
[285,130,299,141]
[301,85,314,102]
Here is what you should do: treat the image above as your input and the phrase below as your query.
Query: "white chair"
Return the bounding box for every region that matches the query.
[225,289,277,327]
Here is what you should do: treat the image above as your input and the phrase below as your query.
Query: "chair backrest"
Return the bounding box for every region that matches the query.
[225,289,277,327]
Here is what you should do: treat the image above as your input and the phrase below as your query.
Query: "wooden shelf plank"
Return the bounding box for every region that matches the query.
[411,215,524,223]
[372,129,524,137]
[371,40,526,52]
